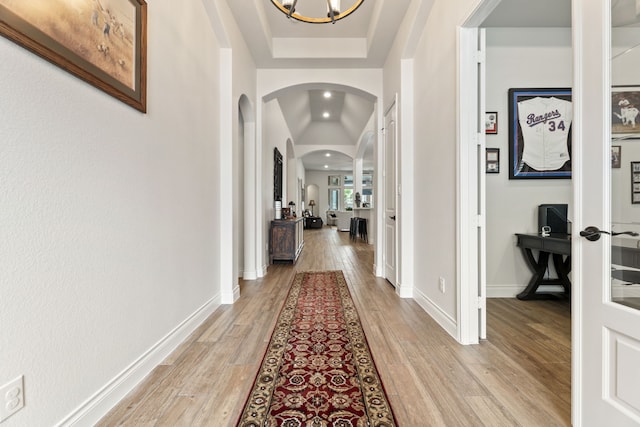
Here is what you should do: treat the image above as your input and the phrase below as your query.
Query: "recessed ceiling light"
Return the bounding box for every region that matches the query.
[324,165,329,169]
[324,91,332,98]
[323,112,330,118]
[325,153,331,157]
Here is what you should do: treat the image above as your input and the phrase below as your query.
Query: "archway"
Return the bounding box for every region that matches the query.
[255,75,384,278]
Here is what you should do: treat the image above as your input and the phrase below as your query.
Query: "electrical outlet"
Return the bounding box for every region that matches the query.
[439,277,446,293]
[0,376,25,423]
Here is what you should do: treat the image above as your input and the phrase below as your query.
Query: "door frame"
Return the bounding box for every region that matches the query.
[458,26,483,345]
[457,0,501,344]
[383,96,399,289]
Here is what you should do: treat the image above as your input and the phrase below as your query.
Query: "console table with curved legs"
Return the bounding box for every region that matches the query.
[515,233,571,300]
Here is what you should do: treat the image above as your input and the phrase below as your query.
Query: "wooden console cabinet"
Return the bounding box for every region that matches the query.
[269,218,304,263]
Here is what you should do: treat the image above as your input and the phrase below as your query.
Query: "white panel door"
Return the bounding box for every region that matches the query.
[384,100,397,286]
[575,0,640,425]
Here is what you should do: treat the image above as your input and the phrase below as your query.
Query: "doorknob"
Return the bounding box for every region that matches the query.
[579,226,639,242]
[390,215,396,220]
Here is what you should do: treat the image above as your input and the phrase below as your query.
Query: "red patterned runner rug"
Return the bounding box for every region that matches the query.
[237,270,396,427]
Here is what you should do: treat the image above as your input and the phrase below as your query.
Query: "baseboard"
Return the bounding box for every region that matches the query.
[221,283,241,304]
[487,284,564,298]
[413,288,457,339]
[221,278,240,304]
[57,295,221,427]
[373,263,383,277]
[395,281,413,298]
[243,270,258,280]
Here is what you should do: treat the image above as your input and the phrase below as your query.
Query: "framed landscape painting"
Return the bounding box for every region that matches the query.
[508,88,572,179]
[0,0,147,112]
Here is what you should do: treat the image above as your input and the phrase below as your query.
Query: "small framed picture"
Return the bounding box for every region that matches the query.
[486,112,498,134]
[612,86,640,139]
[632,162,640,204]
[328,175,341,186]
[612,145,621,168]
[486,148,500,173]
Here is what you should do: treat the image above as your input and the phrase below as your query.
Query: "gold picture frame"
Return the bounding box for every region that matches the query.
[0,0,147,112]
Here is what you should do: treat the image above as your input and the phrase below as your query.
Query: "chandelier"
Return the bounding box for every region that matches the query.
[270,0,365,24]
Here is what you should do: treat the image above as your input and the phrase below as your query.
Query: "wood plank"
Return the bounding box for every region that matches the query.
[97,226,571,426]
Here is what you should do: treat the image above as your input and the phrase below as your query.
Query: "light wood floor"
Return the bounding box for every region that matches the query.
[98,226,571,426]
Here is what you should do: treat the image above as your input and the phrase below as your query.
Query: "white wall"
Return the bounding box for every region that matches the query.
[257,69,383,272]
[224,0,258,284]
[262,99,294,267]
[305,170,350,216]
[0,0,256,424]
[297,158,306,211]
[406,0,485,326]
[485,28,573,296]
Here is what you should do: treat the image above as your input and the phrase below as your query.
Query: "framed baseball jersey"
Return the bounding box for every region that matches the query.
[508,88,573,179]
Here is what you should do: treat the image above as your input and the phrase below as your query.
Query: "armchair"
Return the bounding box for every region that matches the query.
[326,210,337,226]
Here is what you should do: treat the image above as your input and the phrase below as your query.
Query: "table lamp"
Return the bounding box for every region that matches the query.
[309,200,316,216]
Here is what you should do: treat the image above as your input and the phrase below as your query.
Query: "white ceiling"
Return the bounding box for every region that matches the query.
[224,0,637,172]
[226,0,413,69]
[225,0,410,172]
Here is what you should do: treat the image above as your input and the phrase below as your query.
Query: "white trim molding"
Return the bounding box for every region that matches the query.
[57,296,221,426]
[413,287,457,340]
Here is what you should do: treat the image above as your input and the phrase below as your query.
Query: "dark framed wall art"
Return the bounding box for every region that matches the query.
[612,145,621,169]
[0,0,147,112]
[274,148,283,202]
[486,148,500,173]
[508,88,572,179]
[632,162,640,204]
[612,86,640,140]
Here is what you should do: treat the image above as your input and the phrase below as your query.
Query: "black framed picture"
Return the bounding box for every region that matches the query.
[632,162,640,204]
[274,148,283,201]
[508,88,572,179]
[486,148,500,173]
[612,145,621,168]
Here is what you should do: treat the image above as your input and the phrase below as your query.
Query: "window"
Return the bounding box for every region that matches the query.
[327,174,363,210]
[362,172,373,208]
[328,188,340,210]
[344,189,354,209]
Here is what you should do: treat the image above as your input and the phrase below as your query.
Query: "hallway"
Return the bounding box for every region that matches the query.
[98,227,571,426]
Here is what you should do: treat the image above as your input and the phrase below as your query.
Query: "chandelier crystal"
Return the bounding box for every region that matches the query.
[271,0,365,24]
